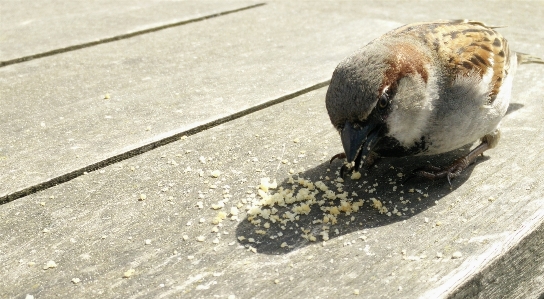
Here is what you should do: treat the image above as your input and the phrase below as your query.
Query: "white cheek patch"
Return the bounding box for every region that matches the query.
[386,68,438,147]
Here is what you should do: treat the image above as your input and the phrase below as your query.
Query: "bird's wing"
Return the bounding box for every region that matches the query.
[385,20,511,103]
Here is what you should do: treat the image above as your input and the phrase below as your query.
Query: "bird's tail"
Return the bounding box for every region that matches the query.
[516,52,544,65]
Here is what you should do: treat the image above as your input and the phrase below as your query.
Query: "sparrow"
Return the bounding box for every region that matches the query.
[326,20,543,183]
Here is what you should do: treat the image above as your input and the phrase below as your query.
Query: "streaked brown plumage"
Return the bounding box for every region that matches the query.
[326,20,543,183]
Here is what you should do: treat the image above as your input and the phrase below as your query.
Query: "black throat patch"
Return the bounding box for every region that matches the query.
[374,136,429,157]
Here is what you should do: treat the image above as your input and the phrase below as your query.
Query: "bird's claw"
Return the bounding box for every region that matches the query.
[329,153,346,165]
[340,164,352,178]
[411,158,469,186]
[330,152,354,178]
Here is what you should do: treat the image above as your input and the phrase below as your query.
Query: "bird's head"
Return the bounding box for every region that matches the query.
[326,39,433,171]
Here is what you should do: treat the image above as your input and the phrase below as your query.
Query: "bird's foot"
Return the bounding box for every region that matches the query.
[411,158,469,186]
[329,153,352,177]
[329,153,346,164]
[329,153,353,178]
[409,142,490,186]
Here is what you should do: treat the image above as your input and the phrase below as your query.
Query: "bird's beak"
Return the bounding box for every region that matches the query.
[341,120,383,171]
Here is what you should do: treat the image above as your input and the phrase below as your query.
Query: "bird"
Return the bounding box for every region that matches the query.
[326,20,543,184]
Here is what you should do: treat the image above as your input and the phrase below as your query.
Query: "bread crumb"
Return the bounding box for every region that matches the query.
[350,172,361,180]
[259,177,277,192]
[371,198,388,214]
[211,170,221,178]
[211,202,225,210]
[144,239,151,245]
[452,251,463,259]
[43,260,57,270]
[123,269,135,278]
[212,212,227,224]
[139,194,147,201]
[354,289,360,295]
[196,236,206,242]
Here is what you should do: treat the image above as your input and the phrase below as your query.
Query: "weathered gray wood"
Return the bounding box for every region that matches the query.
[449,221,544,298]
[1,1,544,298]
[1,78,543,298]
[0,1,399,200]
[0,0,261,63]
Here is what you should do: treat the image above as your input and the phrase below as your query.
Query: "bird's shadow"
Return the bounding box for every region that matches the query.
[234,102,523,254]
[506,103,523,116]
[235,145,487,255]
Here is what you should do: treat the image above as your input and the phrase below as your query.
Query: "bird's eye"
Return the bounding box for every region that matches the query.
[378,93,389,109]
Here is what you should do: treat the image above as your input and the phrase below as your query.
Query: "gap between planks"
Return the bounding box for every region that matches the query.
[0,3,266,67]
[0,80,330,204]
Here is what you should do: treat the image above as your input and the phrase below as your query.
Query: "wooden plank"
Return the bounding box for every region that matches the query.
[449,221,544,298]
[0,0,261,63]
[0,2,398,200]
[1,1,544,298]
[1,78,543,297]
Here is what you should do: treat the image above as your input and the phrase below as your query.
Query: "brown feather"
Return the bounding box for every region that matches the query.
[382,20,510,103]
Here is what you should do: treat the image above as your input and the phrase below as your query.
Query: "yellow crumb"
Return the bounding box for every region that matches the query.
[351,172,362,180]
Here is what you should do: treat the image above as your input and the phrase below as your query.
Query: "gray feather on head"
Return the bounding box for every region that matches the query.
[326,43,389,130]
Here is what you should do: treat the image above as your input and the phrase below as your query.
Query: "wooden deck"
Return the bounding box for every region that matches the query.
[1,1,543,298]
